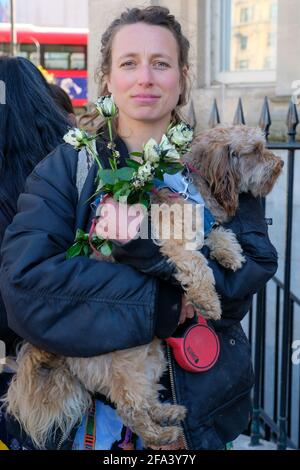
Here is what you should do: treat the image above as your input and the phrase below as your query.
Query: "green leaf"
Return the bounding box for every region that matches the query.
[66,242,83,259]
[83,244,91,257]
[115,167,135,181]
[114,185,130,200]
[130,152,143,157]
[98,169,118,185]
[154,168,164,180]
[165,163,184,175]
[100,242,112,257]
[125,159,140,170]
[112,181,124,193]
[75,229,89,242]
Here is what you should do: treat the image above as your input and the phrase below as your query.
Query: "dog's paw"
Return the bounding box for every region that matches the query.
[193,300,222,321]
[203,306,222,321]
[150,403,187,426]
[143,425,183,448]
[216,251,246,271]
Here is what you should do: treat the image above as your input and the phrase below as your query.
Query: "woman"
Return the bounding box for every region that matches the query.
[0,7,278,450]
[0,56,70,449]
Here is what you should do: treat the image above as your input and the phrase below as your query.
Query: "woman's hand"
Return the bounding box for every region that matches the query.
[179,294,201,325]
[95,197,146,243]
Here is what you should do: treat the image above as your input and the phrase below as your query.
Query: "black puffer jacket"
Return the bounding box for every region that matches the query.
[0,138,278,449]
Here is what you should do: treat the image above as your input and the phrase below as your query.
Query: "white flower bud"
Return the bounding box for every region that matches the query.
[95,95,117,118]
[63,128,87,149]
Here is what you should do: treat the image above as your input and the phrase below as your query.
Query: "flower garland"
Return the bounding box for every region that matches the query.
[64,95,194,258]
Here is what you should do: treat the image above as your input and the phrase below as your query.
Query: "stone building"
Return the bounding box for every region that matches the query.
[88,0,300,140]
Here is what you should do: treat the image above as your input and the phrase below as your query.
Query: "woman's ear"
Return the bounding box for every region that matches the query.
[208,144,239,216]
[104,74,112,94]
[180,65,189,94]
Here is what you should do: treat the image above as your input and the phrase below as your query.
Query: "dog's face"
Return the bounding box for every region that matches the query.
[189,125,284,216]
[225,126,284,197]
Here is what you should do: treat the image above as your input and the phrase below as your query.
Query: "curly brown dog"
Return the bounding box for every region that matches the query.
[3,125,283,449]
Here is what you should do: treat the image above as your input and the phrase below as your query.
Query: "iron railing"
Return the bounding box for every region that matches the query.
[207,97,300,450]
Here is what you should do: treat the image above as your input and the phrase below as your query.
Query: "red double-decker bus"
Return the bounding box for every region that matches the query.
[0,24,88,107]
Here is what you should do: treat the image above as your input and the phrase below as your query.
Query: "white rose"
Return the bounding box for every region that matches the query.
[63,128,87,149]
[159,134,181,162]
[167,123,193,148]
[143,138,161,163]
[95,95,117,118]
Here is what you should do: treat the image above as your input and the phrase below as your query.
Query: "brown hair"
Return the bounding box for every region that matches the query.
[80,6,191,132]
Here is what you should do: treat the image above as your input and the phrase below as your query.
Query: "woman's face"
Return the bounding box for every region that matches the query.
[106,23,185,125]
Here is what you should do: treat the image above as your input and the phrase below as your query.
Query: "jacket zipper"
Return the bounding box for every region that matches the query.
[166,343,189,450]
[57,435,65,450]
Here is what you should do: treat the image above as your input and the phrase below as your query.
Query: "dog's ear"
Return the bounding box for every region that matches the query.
[254,141,265,154]
[207,144,239,216]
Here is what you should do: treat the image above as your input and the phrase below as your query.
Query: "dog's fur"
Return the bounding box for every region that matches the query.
[3,125,283,449]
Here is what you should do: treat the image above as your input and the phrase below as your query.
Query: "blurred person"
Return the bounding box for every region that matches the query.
[0,56,69,450]
[49,83,77,126]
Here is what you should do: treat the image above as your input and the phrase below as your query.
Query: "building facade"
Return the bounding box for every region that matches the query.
[88,0,300,139]
[5,0,88,28]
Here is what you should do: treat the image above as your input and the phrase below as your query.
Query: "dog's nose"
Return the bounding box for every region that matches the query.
[280,160,284,168]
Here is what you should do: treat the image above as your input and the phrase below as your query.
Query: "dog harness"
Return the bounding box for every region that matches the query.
[153,166,217,237]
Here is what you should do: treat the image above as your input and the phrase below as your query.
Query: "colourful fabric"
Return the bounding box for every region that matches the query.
[72,399,143,450]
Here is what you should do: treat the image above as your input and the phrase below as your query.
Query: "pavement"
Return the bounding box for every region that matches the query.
[232,434,294,450]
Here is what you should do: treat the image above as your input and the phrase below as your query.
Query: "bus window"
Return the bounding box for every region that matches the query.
[70,52,85,70]
[44,51,69,70]
[19,44,39,65]
[0,43,9,56]
[44,45,86,70]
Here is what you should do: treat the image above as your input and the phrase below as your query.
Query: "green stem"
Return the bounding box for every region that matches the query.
[86,141,102,170]
[106,118,118,171]
[107,118,113,143]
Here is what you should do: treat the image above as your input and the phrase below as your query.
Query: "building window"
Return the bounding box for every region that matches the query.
[240,6,254,23]
[239,34,248,50]
[220,0,278,73]
[263,56,275,69]
[236,59,249,70]
[267,32,276,48]
[270,3,278,20]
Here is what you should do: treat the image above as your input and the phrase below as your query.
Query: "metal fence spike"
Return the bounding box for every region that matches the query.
[233,97,246,125]
[208,98,221,128]
[186,99,197,128]
[259,97,272,141]
[286,101,299,140]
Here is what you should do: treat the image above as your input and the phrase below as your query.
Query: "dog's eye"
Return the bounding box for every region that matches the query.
[230,150,238,158]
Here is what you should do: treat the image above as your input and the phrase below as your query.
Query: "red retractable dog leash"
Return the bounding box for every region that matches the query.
[166,315,220,373]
